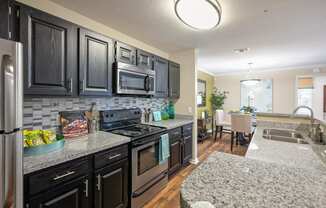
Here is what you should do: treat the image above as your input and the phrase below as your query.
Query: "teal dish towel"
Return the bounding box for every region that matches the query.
[159,133,170,164]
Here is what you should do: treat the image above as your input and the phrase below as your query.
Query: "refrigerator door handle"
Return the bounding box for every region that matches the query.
[2,42,23,132]
[3,132,23,208]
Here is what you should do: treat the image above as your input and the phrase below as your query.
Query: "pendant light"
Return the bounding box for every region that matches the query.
[174,0,222,30]
[241,63,261,86]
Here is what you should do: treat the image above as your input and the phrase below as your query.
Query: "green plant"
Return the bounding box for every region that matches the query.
[240,106,256,113]
[210,88,229,111]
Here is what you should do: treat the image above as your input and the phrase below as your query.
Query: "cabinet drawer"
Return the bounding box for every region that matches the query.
[182,123,193,136]
[169,127,182,140]
[94,144,128,170]
[27,157,90,196]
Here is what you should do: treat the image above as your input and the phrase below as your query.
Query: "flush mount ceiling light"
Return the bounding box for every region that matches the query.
[174,0,222,30]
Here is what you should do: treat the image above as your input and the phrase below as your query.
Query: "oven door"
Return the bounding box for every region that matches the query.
[131,136,168,192]
[117,68,155,95]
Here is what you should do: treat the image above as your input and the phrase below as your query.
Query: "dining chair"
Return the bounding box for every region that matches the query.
[230,113,254,151]
[214,110,231,141]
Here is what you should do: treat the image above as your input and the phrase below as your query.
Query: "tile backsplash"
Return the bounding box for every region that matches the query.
[23,97,168,130]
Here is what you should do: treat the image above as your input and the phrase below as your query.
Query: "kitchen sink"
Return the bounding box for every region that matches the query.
[263,129,309,144]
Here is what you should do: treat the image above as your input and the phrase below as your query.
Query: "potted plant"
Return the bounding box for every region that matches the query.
[210,88,229,127]
[210,88,229,111]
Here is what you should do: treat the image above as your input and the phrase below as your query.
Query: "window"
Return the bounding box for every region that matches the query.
[296,77,313,115]
[240,79,273,112]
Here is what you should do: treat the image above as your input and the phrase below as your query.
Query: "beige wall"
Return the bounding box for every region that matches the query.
[17,0,169,59]
[170,49,198,163]
[214,68,326,114]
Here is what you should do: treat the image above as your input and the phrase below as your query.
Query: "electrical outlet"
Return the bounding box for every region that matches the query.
[188,107,192,113]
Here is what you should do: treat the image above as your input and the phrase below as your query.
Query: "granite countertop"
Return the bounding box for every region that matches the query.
[24,131,130,175]
[246,126,326,172]
[144,115,193,129]
[181,152,326,208]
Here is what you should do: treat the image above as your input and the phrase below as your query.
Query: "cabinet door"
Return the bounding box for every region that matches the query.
[137,49,153,70]
[169,61,180,98]
[94,159,128,208]
[169,139,182,176]
[116,41,136,66]
[28,176,90,208]
[154,57,169,98]
[0,0,10,40]
[79,28,113,96]
[20,5,77,96]
[183,135,192,165]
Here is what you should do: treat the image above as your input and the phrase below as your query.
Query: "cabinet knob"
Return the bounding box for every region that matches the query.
[84,179,89,198]
[96,174,101,191]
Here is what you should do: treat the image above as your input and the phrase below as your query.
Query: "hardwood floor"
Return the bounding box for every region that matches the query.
[143,133,248,208]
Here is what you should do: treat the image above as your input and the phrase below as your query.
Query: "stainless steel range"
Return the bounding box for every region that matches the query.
[100,108,169,208]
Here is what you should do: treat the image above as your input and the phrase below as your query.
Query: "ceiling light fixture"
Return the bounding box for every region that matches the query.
[241,63,261,86]
[174,0,222,30]
[234,48,250,54]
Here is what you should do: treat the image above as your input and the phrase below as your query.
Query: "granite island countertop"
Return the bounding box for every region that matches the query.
[246,126,326,172]
[24,131,130,175]
[144,115,193,129]
[181,152,326,208]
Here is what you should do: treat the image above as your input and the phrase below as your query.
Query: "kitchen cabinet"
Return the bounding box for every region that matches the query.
[20,5,78,96]
[94,158,129,208]
[79,28,114,96]
[28,176,90,208]
[168,124,193,177]
[24,145,129,208]
[154,56,169,98]
[168,61,180,98]
[0,0,11,39]
[182,124,193,165]
[137,49,153,70]
[116,41,137,66]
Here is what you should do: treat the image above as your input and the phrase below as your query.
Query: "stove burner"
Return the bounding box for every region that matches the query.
[110,124,164,138]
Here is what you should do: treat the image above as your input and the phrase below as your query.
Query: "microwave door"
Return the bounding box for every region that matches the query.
[117,69,148,94]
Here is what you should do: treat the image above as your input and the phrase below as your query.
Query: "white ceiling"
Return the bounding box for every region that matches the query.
[50,0,326,75]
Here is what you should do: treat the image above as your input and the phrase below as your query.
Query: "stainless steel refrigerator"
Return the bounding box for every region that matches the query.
[0,38,23,208]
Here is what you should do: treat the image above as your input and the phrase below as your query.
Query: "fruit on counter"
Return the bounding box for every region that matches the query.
[23,130,62,147]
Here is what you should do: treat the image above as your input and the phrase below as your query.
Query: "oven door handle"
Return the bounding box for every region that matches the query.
[132,171,168,198]
[132,137,161,148]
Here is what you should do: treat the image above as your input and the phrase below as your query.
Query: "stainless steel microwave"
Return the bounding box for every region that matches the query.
[114,62,155,95]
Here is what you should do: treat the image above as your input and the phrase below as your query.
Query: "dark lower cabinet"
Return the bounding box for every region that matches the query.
[169,138,182,176]
[182,134,193,165]
[28,176,90,208]
[168,124,193,177]
[79,28,114,96]
[19,4,78,96]
[94,158,129,208]
[154,56,169,98]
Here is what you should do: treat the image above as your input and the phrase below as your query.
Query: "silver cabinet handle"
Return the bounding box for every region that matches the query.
[109,153,121,160]
[67,78,73,93]
[96,174,101,191]
[84,179,89,197]
[53,171,75,181]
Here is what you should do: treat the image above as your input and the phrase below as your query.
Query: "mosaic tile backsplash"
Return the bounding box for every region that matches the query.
[23,97,168,130]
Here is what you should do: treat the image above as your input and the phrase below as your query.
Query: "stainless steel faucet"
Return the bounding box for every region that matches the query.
[292,105,315,124]
[292,106,324,143]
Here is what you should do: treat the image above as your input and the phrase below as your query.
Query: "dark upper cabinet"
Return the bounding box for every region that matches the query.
[79,28,114,96]
[20,5,77,96]
[116,41,136,66]
[137,49,153,70]
[154,57,169,98]
[28,176,90,208]
[94,158,128,208]
[0,0,10,40]
[168,61,180,98]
